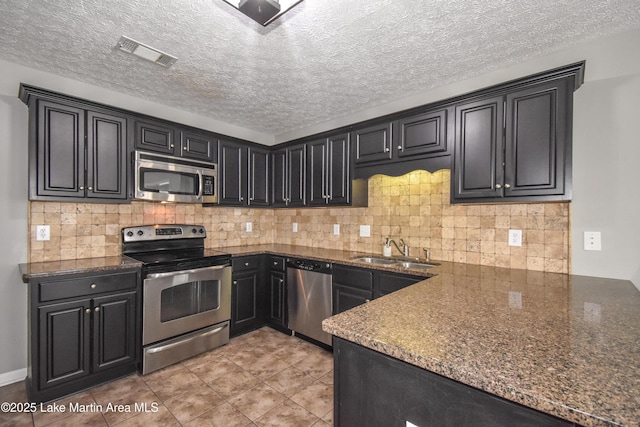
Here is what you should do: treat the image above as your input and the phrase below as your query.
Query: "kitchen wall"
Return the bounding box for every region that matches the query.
[28,170,571,273]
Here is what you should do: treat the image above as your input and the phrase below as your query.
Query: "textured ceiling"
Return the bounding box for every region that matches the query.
[1,0,639,141]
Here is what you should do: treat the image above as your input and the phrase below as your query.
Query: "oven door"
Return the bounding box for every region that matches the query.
[143,264,231,345]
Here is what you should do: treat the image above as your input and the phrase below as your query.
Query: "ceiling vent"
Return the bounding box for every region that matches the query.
[116,36,177,68]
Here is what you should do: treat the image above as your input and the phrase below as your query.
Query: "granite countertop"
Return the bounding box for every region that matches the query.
[20,256,142,282]
[323,262,640,427]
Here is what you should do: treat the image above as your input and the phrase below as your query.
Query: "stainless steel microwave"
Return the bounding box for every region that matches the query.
[133,151,217,203]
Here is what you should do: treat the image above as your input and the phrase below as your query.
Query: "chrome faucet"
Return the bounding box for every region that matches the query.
[423,248,431,262]
[389,238,409,257]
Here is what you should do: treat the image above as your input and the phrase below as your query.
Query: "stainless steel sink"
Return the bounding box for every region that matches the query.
[350,257,397,265]
[351,256,439,269]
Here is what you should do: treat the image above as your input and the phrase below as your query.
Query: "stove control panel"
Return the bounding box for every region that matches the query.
[122,224,206,242]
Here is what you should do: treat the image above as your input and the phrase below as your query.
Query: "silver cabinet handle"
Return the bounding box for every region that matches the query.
[504,183,512,189]
[90,283,97,289]
[495,184,502,189]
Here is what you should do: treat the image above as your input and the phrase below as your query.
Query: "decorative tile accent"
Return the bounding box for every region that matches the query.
[28,170,570,273]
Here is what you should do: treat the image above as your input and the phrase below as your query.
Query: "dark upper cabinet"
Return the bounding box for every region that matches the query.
[271,144,306,207]
[219,139,248,206]
[452,77,573,203]
[307,133,350,206]
[179,129,217,162]
[248,146,270,206]
[352,122,393,164]
[31,98,127,201]
[134,119,175,155]
[396,109,449,158]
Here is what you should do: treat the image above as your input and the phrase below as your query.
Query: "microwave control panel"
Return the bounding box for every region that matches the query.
[203,175,215,196]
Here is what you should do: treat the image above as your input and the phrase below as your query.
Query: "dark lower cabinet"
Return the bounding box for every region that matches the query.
[267,256,290,334]
[334,338,573,427]
[374,271,424,299]
[28,269,140,403]
[230,256,264,337]
[332,265,373,315]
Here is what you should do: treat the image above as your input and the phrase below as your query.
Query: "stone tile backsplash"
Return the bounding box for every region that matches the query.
[29,170,570,273]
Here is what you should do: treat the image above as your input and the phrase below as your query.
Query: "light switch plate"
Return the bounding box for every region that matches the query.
[333,224,340,236]
[36,225,50,241]
[292,223,298,233]
[359,225,371,237]
[584,231,602,251]
[508,229,522,247]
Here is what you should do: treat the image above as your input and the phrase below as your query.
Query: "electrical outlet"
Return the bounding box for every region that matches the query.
[292,223,298,233]
[36,225,50,241]
[359,225,371,237]
[333,224,340,236]
[584,231,602,251]
[246,222,252,232]
[508,229,522,247]
[509,291,523,309]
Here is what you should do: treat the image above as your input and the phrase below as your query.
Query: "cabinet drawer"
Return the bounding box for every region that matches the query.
[232,256,260,272]
[269,256,286,272]
[333,265,373,291]
[39,271,138,302]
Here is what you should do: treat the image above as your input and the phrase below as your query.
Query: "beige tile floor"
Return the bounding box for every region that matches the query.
[0,327,334,427]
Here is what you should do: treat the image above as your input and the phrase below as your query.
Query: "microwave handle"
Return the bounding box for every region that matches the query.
[196,170,203,200]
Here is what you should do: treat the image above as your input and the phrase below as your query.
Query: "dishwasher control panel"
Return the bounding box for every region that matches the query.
[287,258,332,274]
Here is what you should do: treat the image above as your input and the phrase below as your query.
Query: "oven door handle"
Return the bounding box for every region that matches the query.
[145,323,229,354]
[146,264,229,280]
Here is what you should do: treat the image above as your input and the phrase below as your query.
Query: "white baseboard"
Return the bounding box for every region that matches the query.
[0,368,26,387]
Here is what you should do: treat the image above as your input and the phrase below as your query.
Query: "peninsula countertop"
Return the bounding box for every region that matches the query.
[323,262,640,427]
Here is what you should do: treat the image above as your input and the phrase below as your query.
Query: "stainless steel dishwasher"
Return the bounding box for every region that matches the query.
[287,258,333,346]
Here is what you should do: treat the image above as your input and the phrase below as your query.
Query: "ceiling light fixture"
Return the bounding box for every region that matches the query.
[222,0,303,26]
[116,36,177,68]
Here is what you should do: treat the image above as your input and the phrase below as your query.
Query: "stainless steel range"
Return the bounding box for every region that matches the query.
[122,224,232,374]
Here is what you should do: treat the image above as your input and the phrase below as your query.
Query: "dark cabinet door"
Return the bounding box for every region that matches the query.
[219,140,248,206]
[267,271,286,326]
[92,292,137,373]
[38,299,91,389]
[307,139,328,206]
[352,122,393,164]
[288,144,306,207]
[452,95,504,200]
[332,285,371,315]
[374,272,423,298]
[327,133,350,205]
[35,100,85,198]
[134,119,175,154]
[504,79,570,198]
[271,149,288,207]
[231,271,260,335]
[396,109,448,158]
[179,130,217,162]
[249,147,270,206]
[86,111,127,200]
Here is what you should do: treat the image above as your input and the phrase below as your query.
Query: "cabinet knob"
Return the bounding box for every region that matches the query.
[94,307,100,313]
[384,148,390,153]
[233,280,238,285]
[495,184,502,189]
[365,299,370,303]
[85,309,91,314]
[504,183,511,189]
[240,197,244,201]
[80,186,85,190]
[397,146,402,150]
[87,186,93,191]
[279,279,284,284]
[90,283,97,289]
[183,146,188,150]
[170,144,175,148]
[273,261,278,265]
[244,262,249,266]
[249,197,254,201]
